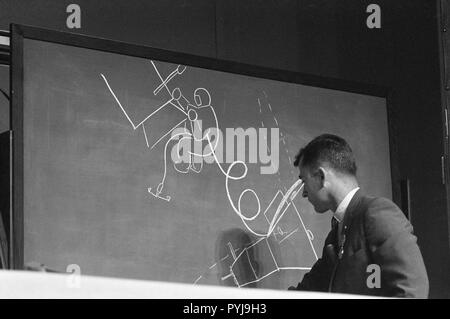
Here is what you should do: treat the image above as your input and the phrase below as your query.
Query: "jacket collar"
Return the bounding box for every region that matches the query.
[341,188,364,231]
[334,187,360,222]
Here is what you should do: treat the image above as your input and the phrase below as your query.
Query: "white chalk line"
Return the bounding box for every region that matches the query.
[101,74,136,129]
[291,201,318,260]
[142,125,150,148]
[150,118,187,150]
[265,237,279,269]
[228,242,237,261]
[153,65,186,96]
[221,273,233,281]
[101,73,181,131]
[193,276,203,285]
[246,250,258,280]
[209,263,217,270]
[150,60,172,97]
[135,99,175,129]
[278,267,312,271]
[278,227,299,244]
[169,100,187,115]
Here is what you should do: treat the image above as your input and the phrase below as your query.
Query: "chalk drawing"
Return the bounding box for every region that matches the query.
[101,62,318,288]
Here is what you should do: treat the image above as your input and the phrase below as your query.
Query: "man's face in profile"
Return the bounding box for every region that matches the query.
[298,164,330,214]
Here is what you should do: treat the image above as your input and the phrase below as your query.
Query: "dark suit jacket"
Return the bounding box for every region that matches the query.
[291,190,429,298]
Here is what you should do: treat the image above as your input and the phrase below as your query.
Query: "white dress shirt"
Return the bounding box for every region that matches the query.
[333,187,360,246]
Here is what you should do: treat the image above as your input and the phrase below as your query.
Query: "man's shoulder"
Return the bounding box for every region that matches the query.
[359,195,401,213]
[356,194,412,239]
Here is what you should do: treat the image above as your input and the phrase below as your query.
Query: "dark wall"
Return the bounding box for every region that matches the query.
[1,0,449,297]
[0,65,8,133]
[0,131,10,268]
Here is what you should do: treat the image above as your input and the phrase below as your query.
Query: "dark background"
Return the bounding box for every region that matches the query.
[0,0,449,298]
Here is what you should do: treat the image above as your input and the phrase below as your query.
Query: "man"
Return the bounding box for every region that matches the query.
[289,134,429,297]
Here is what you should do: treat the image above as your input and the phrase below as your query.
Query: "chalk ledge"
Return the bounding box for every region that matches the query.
[0,270,376,299]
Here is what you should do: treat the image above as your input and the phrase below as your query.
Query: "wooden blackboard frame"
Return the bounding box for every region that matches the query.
[10,23,398,270]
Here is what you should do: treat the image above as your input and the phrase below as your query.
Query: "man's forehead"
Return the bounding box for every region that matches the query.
[298,163,316,177]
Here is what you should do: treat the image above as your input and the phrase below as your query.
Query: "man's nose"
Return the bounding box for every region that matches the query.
[302,189,308,198]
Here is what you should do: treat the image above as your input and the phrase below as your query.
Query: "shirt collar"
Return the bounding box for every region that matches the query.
[333,187,360,223]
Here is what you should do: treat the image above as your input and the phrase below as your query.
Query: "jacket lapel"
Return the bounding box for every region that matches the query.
[341,189,364,234]
[328,189,365,292]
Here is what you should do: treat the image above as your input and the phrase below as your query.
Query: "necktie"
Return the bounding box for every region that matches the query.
[331,216,338,229]
[331,217,339,248]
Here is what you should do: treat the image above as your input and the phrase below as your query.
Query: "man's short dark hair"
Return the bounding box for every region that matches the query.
[293,134,357,176]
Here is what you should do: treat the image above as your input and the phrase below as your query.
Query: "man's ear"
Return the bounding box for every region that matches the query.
[316,167,326,187]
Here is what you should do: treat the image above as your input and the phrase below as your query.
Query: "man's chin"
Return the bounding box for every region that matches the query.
[314,207,328,214]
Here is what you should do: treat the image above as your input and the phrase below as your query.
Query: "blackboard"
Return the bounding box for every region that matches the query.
[14,28,392,289]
